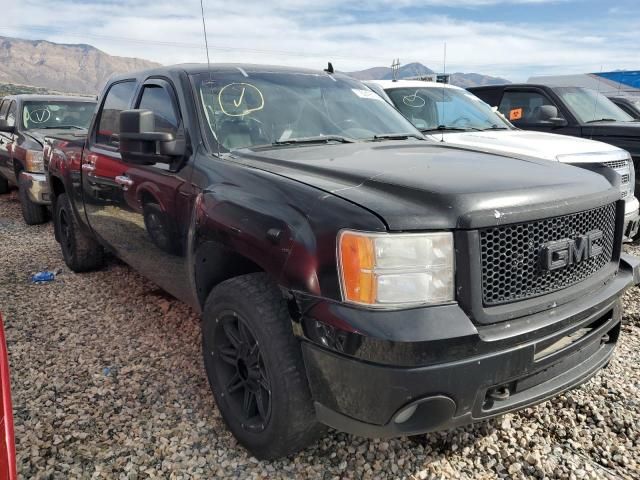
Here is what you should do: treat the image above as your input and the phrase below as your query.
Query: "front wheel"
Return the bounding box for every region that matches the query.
[202,273,325,459]
[0,175,8,194]
[18,175,47,225]
[55,192,104,272]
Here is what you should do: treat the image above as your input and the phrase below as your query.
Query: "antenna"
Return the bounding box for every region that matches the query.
[391,58,400,82]
[589,66,604,140]
[440,42,446,142]
[324,62,334,74]
[200,0,221,158]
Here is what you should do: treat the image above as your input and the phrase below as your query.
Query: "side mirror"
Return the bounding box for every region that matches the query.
[0,119,15,134]
[549,117,568,127]
[118,109,185,165]
[534,105,567,127]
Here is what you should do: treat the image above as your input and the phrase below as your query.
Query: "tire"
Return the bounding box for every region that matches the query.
[55,192,104,272]
[18,175,48,225]
[202,273,325,459]
[143,202,178,255]
[0,175,8,194]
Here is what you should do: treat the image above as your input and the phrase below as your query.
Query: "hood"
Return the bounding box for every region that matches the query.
[582,121,640,138]
[427,130,622,162]
[25,128,88,148]
[23,130,46,147]
[232,142,618,231]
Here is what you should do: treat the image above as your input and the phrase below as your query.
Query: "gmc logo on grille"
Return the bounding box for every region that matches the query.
[540,230,604,271]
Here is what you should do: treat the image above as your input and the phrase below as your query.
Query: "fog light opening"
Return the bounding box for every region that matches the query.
[394,404,418,424]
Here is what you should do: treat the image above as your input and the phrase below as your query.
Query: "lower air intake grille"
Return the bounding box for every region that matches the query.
[480,203,616,306]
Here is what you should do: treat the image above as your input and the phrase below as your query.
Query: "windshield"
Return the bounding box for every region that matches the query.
[22,100,96,130]
[194,71,422,151]
[385,86,511,131]
[553,87,633,123]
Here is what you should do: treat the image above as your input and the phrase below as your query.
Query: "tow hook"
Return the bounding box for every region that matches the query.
[601,334,610,344]
[487,386,511,401]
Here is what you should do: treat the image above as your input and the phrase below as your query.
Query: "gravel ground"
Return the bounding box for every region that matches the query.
[1,190,640,479]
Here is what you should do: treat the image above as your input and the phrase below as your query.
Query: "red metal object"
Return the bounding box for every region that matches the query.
[0,314,16,480]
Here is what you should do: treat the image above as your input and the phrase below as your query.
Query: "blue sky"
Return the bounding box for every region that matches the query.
[2,0,639,81]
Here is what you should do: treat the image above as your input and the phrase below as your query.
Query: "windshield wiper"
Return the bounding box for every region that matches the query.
[271,135,355,146]
[479,124,509,131]
[371,133,425,141]
[420,126,470,133]
[585,118,617,124]
[38,125,86,130]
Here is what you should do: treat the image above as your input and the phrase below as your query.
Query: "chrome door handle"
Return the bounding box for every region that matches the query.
[115,175,134,190]
[81,163,96,172]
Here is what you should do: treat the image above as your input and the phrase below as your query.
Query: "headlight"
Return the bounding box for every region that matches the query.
[338,230,455,307]
[25,149,44,173]
[628,155,636,198]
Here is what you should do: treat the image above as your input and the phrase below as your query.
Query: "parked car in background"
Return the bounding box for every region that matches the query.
[368,80,640,239]
[0,95,96,224]
[608,96,640,120]
[45,63,640,459]
[0,314,17,480]
[468,84,640,201]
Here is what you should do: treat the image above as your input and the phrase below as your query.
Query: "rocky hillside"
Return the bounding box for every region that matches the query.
[347,62,434,81]
[346,62,510,87]
[0,36,160,95]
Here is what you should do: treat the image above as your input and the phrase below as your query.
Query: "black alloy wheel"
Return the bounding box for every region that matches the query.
[210,310,272,432]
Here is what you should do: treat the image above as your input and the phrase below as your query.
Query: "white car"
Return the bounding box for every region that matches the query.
[366,79,640,239]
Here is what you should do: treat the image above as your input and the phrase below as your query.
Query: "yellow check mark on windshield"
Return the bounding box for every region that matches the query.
[233,87,246,108]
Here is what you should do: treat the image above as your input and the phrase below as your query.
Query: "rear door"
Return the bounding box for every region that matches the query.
[0,100,13,181]
[82,80,137,236]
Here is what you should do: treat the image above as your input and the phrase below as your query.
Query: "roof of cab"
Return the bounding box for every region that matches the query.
[367,79,463,91]
[0,94,96,103]
[107,63,335,83]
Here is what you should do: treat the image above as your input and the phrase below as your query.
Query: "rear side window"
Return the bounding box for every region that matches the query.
[6,102,17,127]
[0,100,9,120]
[498,90,563,125]
[96,81,136,147]
[137,84,179,134]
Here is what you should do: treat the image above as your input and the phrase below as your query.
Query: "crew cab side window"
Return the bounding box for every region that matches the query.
[137,84,180,134]
[6,101,17,128]
[498,91,564,125]
[0,100,9,120]
[95,81,137,147]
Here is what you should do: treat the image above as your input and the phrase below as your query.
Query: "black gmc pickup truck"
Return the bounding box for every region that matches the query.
[44,64,640,459]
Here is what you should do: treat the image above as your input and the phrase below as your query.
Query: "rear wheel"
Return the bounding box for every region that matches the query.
[55,192,104,272]
[202,273,325,459]
[18,175,47,225]
[0,175,8,194]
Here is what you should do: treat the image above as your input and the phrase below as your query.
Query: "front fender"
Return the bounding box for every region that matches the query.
[190,169,386,307]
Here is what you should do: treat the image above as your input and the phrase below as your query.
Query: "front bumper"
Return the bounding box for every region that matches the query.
[18,172,51,205]
[298,254,640,438]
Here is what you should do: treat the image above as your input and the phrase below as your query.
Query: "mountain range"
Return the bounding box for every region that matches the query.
[0,36,509,95]
[346,62,510,87]
[0,36,159,95]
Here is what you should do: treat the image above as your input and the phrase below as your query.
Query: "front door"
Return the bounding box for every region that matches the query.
[497,88,580,137]
[82,78,197,305]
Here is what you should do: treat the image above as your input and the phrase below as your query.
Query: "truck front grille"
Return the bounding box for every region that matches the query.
[602,159,629,170]
[480,203,617,306]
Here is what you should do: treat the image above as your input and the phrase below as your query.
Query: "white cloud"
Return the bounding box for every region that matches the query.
[0,0,637,81]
